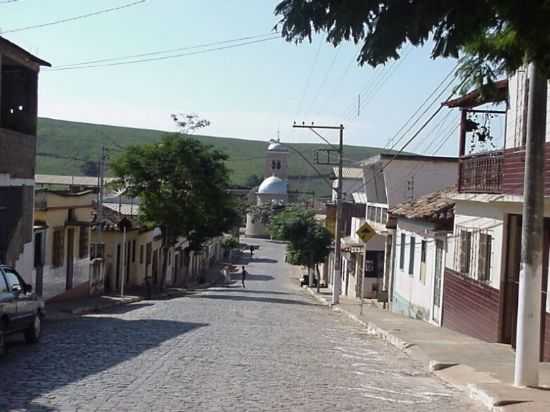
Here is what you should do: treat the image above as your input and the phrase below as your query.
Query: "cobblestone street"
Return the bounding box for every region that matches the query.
[0,238,480,411]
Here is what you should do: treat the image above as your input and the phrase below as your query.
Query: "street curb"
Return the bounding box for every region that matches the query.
[303,286,505,411]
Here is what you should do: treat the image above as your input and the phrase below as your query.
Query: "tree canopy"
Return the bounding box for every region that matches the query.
[112,134,239,251]
[271,206,332,268]
[275,1,550,78]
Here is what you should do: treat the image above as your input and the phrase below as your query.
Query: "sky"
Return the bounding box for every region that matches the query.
[2,0,472,155]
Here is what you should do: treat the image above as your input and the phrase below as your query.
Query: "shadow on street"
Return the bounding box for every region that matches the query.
[189,294,314,306]
[0,317,207,411]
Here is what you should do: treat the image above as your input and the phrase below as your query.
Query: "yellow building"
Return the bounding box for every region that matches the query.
[33,189,100,301]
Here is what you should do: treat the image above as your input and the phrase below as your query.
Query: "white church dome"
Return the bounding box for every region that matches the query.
[267,142,288,152]
[258,176,287,195]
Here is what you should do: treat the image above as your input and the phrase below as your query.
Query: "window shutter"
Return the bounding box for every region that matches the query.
[459,230,471,274]
[478,233,491,282]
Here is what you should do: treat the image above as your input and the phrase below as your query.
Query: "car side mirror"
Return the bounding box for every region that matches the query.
[23,284,32,293]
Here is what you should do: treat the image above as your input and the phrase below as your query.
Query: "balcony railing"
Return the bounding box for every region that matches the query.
[458,150,503,194]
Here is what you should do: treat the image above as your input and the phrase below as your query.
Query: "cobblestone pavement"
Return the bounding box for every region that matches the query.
[0,238,480,411]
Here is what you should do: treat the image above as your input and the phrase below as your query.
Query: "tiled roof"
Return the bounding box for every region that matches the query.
[390,189,455,223]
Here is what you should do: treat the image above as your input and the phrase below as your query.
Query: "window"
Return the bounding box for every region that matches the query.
[478,233,492,282]
[79,226,89,259]
[90,243,105,259]
[146,242,152,265]
[408,236,416,275]
[132,240,136,263]
[272,160,276,170]
[52,228,64,267]
[3,269,21,291]
[420,240,427,284]
[368,206,376,221]
[277,160,281,170]
[140,244,144,264]
[381,209,388,224]
[459,230,472,274]
[399,233,406,270]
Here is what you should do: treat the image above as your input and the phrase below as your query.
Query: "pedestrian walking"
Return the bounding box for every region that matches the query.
[249,245,254,257]
[241,265,247,288]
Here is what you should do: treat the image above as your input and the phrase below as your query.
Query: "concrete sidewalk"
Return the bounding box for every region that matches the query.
[305,287,550,412]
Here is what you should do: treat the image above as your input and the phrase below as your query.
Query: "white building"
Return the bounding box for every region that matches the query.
[361,153,458,302]
[245,139,289,237]
[388,190,454,325]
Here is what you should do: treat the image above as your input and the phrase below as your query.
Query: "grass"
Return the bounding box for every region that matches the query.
[37,117,393,196]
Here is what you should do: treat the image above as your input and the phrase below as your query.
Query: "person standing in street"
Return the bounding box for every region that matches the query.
[241,265,247,288]
[249,245,254,257]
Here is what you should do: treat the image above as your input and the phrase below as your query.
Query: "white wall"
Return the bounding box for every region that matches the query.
[332,178,362,202]
[506,71,550,149]
[384,159,458,207]
[392,219,438,323]
[446,200,505,289]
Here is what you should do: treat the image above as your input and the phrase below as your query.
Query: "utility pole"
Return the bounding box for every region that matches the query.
[293,122,344,305]
[97,145,105,253]
[514,61,547,387]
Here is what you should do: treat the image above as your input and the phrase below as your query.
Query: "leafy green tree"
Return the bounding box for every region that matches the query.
[245,174,262,188]
[80,160,99,177]
[112,134,239,288]
[274,1,550,82]
[271,206,332,286]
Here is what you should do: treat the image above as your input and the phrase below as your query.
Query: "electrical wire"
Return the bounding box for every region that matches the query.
[2,0,146,34]
[384,63,459,149]
[53,32,278,69]
[45,36,280,71]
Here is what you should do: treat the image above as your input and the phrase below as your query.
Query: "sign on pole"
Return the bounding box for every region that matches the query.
[356,221,376,243]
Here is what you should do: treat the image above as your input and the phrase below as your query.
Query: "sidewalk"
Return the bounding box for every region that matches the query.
[305,286,550,412]
[47,263,228,320]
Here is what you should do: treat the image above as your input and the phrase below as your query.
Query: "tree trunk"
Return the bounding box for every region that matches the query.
[316,264,321,293]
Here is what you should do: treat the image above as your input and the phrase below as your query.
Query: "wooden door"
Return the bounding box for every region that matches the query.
[502,215,550,360]
[432,239,444,323]
[66,228,74,290]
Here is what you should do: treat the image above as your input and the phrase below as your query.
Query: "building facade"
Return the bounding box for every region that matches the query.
[0,37,49,284]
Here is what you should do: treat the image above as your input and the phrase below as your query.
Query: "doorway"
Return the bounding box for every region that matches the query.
[502,215,550,360]
[432,239,444,323]
[66,228,74,290]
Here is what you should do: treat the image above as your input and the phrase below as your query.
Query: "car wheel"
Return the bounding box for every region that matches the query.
[24,314,41,344]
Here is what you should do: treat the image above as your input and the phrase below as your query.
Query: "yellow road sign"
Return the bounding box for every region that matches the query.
[356,222,376,243]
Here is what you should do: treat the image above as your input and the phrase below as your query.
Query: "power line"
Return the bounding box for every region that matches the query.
[303,47,341,118]
[384,63,459,149]
[53,32,278,69]
[2,0,146,34]
[295,40,323,120]
[45,36,280,71]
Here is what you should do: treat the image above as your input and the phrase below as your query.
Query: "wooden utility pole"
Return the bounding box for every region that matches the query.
[293,122,344,305]
[514,61,547,387]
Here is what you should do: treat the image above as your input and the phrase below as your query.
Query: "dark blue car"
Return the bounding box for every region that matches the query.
[0,265,44,355]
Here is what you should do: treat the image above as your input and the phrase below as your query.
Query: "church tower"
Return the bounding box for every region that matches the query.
[263,138,288,180]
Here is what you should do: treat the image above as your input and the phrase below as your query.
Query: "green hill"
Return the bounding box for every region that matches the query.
[37,117,390,197]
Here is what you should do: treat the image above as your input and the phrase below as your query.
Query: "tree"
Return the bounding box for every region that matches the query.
[271,206,332,287]
[171,113,211,135]
[80,160,99,177]
[274,1,550,81]
[245,174,262,188]
[112,134,239,288]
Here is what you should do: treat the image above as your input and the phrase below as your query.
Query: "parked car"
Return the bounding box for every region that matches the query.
[0,265,44,355]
